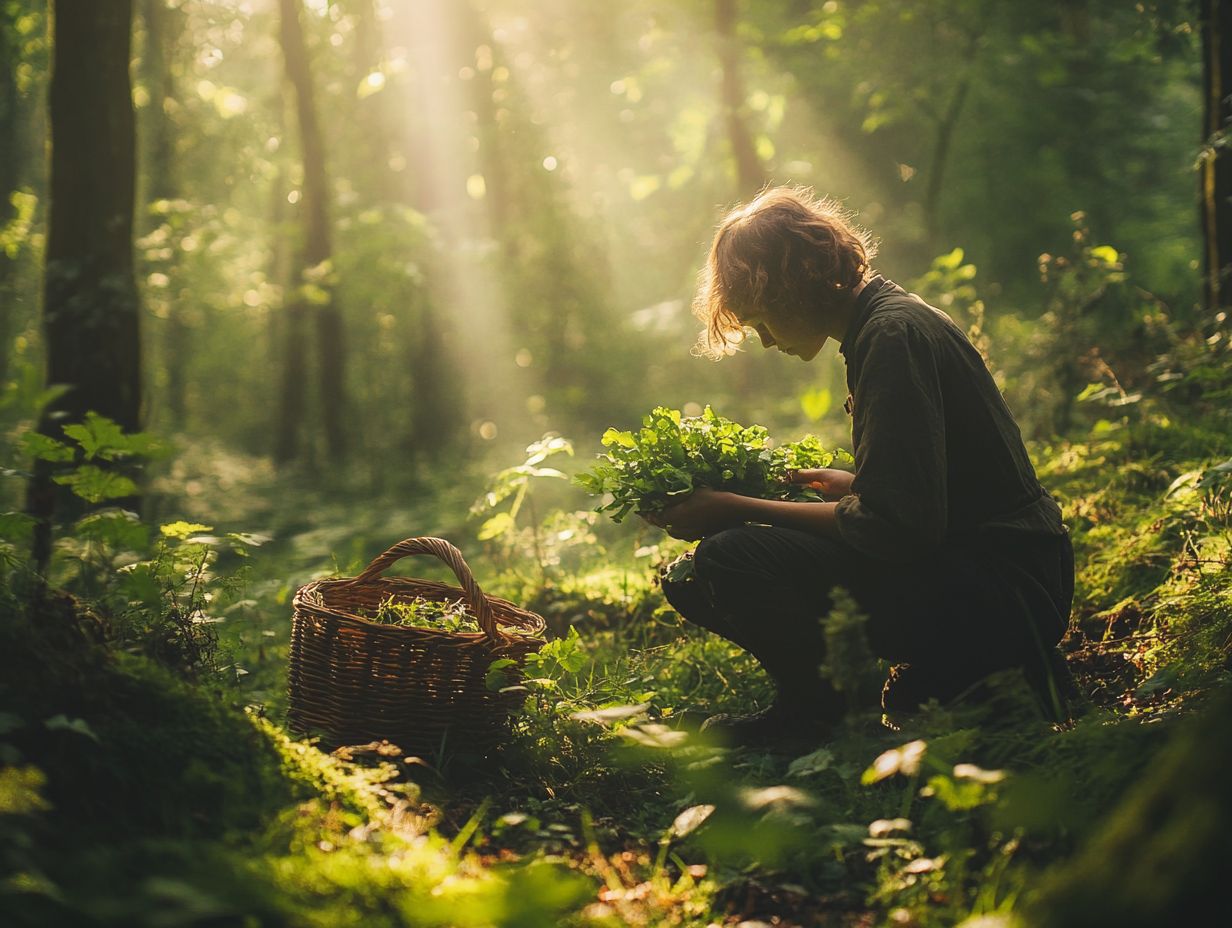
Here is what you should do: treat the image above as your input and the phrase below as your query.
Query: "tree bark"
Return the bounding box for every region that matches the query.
[0,15,22,388]
[29,0,141,570]
[276,0,345,463]
[1202,0,1232,313]
[716,0,765,198]
[0,3,42,387]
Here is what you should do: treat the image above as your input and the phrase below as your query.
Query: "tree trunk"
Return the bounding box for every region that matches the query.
[29,0,141,570]
[1202,0,1232,313]
[0,4,40,387]
[0,21,20,388]
[922,24,978,255]
[139,0,189,428]
[276,0,345,463]
[716,0,765,198]
[352,0,406,204]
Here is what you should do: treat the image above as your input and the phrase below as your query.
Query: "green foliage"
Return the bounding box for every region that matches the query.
[365,595,482,633]
[819,588,884,712]
[575,405,848,521]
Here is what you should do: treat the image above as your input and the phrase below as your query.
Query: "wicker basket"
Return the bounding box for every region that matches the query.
[287,536,545,754]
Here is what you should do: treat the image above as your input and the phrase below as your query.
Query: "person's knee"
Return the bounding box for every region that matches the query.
[692,527,753,581]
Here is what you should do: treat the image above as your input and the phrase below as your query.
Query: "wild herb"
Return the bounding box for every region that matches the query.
[574,406,849,521]
[366,595,483,634]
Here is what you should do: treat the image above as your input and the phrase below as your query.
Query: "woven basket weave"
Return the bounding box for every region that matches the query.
[287,536,545,754]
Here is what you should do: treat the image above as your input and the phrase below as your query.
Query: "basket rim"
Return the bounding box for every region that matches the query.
[294,575,546,642]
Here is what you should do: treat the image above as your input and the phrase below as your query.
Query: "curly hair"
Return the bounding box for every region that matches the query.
[692,186,878,359]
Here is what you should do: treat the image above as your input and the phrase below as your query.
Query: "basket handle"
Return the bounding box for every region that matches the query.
[351,537,500,639]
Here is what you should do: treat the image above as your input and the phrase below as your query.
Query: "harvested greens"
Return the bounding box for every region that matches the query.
[365,595,483,633]
[574,405,849,521]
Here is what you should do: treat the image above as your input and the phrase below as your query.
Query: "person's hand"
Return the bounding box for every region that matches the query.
[786,467,854,501]
[640,487,745,541]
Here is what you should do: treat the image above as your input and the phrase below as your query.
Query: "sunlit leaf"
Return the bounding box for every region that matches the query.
[618,723,688,749]
[740,785,816,811]
[160,521,213,540]
[570,703,650,724]
[478,512,515,541]
[53,466,138,503]
[863,739,927,784]
[670,803,715,838]
[44,715,100,743]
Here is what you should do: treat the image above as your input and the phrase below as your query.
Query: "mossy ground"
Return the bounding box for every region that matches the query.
[2,409,1229,927]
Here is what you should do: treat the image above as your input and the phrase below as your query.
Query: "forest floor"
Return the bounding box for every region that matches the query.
[3,412,1231,927]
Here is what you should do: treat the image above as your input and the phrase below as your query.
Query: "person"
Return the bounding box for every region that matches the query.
[648,186,1075,744]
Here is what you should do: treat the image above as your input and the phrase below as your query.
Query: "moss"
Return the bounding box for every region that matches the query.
[1026,685,1232,928]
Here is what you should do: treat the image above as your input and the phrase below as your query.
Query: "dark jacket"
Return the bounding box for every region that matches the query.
[834,276,1064,562]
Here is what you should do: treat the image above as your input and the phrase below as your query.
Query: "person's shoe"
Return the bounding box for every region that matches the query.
[880,661,1005,729]
[881,651,1084,728]
[699,700,836,749]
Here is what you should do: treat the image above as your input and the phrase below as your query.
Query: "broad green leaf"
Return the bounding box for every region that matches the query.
[74,509,148,550]
[53,466,139,503]
[61,412,164,461]
[19,432,74,462]
[63,413,127,460]
[478,512,515,541]
[0,511,36,544]
[485,658,518,692]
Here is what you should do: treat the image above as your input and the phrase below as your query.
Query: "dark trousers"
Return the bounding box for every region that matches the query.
[660,525,1074,715]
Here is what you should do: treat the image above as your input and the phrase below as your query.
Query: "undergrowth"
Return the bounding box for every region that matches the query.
[2,371,1230,926]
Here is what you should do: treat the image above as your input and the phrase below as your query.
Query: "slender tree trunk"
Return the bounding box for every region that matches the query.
[277,0,345,463]
[0,5,34,387]
[1202,0,1232,312]
[352,0,405,204]
[0,43,19,388]
[922,73,972,253]
[139,0,188,428]
[716,0,764,198]
[29,0,141,570]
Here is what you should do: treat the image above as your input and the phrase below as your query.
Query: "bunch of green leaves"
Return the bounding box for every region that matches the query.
[366,595,482,634]
[574,406,847,521]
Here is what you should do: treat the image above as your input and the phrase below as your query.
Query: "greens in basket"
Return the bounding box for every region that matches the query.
[365,595,483,633]
[574,405,850,521]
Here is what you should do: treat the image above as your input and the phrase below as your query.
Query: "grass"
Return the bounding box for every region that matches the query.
[2,405,1230,927]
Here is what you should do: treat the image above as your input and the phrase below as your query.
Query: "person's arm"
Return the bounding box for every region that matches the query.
[647,487,842,541]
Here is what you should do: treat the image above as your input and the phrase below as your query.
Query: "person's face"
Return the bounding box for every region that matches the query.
[737,305,829,361]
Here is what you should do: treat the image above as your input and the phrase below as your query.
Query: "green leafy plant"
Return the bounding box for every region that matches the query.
[574,406,848,521]
[471,435,585,584]
[365,595,483,633]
